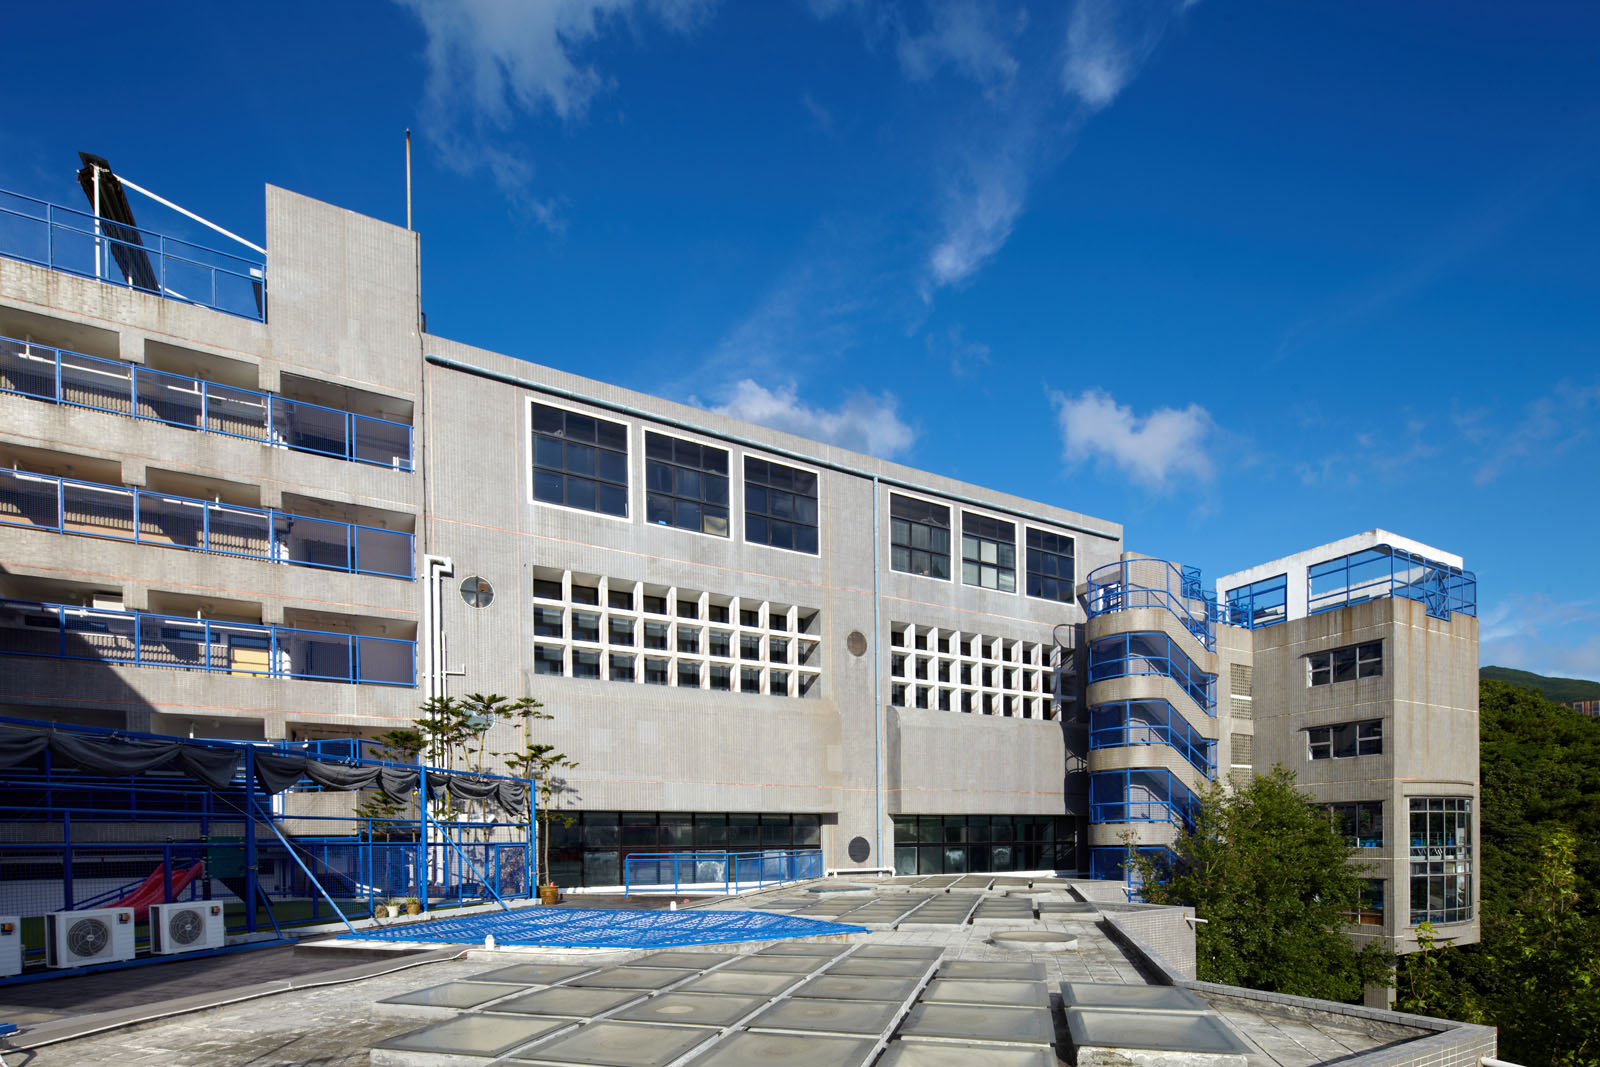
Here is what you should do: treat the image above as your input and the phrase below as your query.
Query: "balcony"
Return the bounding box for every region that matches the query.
[1086,558,1219,650]
[0,335,412,470]
[1088,768,1201,827]
[0,187,265,321]
[1089,699,1216,777]
[1087,631,1216,716]
[0,468,412,579]
[0,599,414,687]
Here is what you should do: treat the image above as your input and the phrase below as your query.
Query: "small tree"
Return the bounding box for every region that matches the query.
[416,693,549,831]
[354,727,425,833]
[503,741,580,888]
[1130,766,1390,1002]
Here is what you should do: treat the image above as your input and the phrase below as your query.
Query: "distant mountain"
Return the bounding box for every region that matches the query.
[1480,665,1600,704]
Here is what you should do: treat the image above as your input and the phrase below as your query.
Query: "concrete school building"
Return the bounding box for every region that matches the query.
[0,165,1479,956]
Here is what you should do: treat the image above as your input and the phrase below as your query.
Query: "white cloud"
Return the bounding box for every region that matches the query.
[1051,387,1213,489]
[1480,593,1600,681]
[926,152,1029,292]
[896,1,1019,91]
[395,0,710,217]
[712,380,916,458]
[1061,0,1177,110]
[1460,382,1600,487]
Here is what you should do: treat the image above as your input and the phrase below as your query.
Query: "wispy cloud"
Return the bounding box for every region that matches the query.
[800,91,835,133]
[1051,387,1213,489]
[711,380,916,458]
[1456,382,1600,486]
[924,323,992,376]
[1292,417,1438,487]
[896,0,1020,93]
[1061,0,1176,109]
[925,141,1032,292]
[395,0,711,222]
[1480,593,1600,681]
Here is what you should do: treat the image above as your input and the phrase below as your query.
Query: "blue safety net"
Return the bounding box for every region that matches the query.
[338,906,865,949]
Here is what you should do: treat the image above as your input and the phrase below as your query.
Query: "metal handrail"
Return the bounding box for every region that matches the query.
[1087,632,1216,716]
[0,335,413,470]
[1088,701,1216,777]
[0,599,415,687]
[622,848,824,897]
[1086,559,1219,650]
[0,467,413,578]
[0,187,266,321]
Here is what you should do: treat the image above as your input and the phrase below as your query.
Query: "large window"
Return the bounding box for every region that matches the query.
[1025,528,1075,603]
[1307,720,1383,760]
[546,811,822,889]
[961,513,1016,592]
[745,458,819,554]
[1308,641,1383,686]
[1325,800,1383,847]
[645,432,729,537]
[891,814,1075,876]
[1343,879,1385,926]
[530,403,628,517]
[890,495,951,580]
[1410,797,1473,924]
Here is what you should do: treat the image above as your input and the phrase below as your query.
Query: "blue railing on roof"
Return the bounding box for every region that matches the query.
[1221,573,1288,629]
[1087,632,1216,716]
[1086,558,1219,650]
[1308,545,1476,621]
[1089,768,1201,827]
[0,336,413,471]
[0,468,413,578]
[1089,700,1216,777]
[0,187,265,321]
[0,599,414,686]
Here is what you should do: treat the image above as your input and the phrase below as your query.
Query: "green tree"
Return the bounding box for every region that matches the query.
[503,742,580,888]
[353,727,426,830]
[1130,767,1389,1002]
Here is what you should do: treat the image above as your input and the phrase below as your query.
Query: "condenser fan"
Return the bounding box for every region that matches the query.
[66,918,110,958]
[168,909,203,945]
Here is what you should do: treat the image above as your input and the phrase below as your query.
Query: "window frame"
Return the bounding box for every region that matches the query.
[960,510,1018,593]
[1307,719,1384,760]
[643,430,731,538]
[1024,526,1076,604]
[889,491,952,581]
[743,454,820,556]
[1308,640,1384,686]
[527,399,631,520]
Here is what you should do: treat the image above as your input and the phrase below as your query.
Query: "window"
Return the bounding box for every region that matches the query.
[530,402,628,516]
[645,432,729,536]
[1307,720,1383,760]
[572,612,600,643]
[608,618,635,646]
[1308,641,1383,686]
[644,658,669,685]
[890,495,951,579]
[608,588,634,610]
[572,649,600,679]
[1410,797,1473,924]
[643,621,669,650]
[961,513,1016,592]
[1343,879,1385,926]
[740,667,761,693]
[609,653,635,682]
[534,645,562,676]
[1025,528,1075,602]
[745,457,819,554]
[769,638,789,663]
[709,631,731,658]
[677,662,701,688]
[676,627,700,654]
[533,607,563,639]
[709,664,732,690]
[740,634,762,660]
[534,578,563,601]
[1326,801,1383,847]
[571,583,599,606]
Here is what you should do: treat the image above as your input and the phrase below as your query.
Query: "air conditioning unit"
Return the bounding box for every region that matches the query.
[46,908,135,968]
[0,916,21,977]
[150,902,226,954]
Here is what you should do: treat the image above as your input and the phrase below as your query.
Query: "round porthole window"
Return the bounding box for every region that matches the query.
[846,631,868,657]
[460,576,494,608]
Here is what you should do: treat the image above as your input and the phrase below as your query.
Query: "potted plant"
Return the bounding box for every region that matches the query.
[405,896,422,916]
[538,882,560,905]
[374,901,390,919]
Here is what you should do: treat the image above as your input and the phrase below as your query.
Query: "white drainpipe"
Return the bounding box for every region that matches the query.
[422,555,453,700]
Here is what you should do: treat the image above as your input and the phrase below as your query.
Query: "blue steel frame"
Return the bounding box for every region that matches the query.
[1088,700,1216,777]
[1089,769,1202,827]
[0,468,413,579]
[0,599,415,686]
[1087,632,1216,716]
[0,187,265,321]
[1086,559,1219,650]
[622,849,824,897]
[341,906,866,949]
[0,336,413,471]
[1308,545,1476,621]
[0,715,536,943]
[1222,573,1288,629]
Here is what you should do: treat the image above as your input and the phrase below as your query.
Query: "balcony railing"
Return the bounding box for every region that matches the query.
[0,336,413,471]
[1309,544,1477,621]
[623,849,824,897]
[0,599,414,687]
[1089,700,1216,777]
[1086,559,1218,650]
[1087,632,1216,716]
[1088,769,1201,827]
[0,188,265,321]
[0,468,413,579]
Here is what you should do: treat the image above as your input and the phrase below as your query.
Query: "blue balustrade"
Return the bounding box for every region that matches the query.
[1086,558,1219,650]
[0,468,412,578]
[0,335,413,470]
[0,599,414,687]
[0,187,265,320]
[1308,545,1476,621]
[1089,700,1216,777]
[1087,632,1216,716]
[1089,769,1201,827]
[623,849,824,896]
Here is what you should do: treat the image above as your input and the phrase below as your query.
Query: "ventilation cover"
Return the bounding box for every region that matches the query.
[151,902,227,955]
[46,908,136,968]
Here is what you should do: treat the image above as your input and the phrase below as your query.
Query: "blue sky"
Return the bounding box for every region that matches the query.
[3,1,1598,677]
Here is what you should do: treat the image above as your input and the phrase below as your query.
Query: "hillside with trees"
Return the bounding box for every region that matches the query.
[1479,665,1600,705]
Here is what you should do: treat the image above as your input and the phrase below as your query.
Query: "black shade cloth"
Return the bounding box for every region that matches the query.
[250,751,309,795]
[44,731,241,790]
[426,773,528,815]
[0,730,48,768]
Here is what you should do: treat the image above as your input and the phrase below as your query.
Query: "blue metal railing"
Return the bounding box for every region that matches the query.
[0,468,413,578]
[1221,573,1288,629]
[0,335,413,470]
[1308,545,1476,621]
[623,849,824,897]
[1089,700,1216,777]
[0,187,265,321]
[1089,769,1201,827]
[1087,632,1216,716]
[1086,558,1219,650]
[0,599,414,686]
